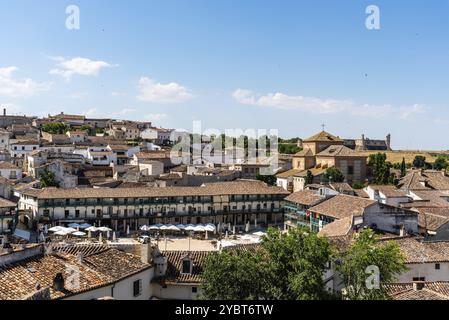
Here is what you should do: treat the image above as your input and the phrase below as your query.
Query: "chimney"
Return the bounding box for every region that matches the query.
[3,108,6,116]
[140,243,154,264]
[77,252,84,263]
[413,281,425,291]
[53,273,65,292]
[151,245,168,277]
[399,226,406,237]
[386,134,391,150]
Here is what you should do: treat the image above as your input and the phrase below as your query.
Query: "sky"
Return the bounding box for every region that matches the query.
[0,0,448,150]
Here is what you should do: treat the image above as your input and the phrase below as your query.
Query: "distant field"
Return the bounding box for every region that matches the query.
[358,151,449,164]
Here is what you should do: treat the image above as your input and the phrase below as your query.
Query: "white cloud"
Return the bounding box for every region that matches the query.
[433,117,449,125]
[0,66,51,97]
[111,91,126,97]
[146,113,168,121]
[83,108,101,117]
[0,103,23,115]
[232,89,425,119]
[397,104,426,119]
[81,108,139,119]
[111,108,137,117]
[49,57,115,80]
[137,77,194,103]
[68,91,88,99]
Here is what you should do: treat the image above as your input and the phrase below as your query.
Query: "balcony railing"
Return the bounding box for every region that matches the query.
[40,196,285,208]
[44,208,284,220]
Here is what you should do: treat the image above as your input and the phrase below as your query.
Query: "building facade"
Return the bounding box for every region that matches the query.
[18,181,288,232]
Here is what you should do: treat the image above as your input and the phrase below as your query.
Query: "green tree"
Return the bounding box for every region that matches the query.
[261,228,334,300]
[304,170,314,186]
[41,122,69,134]
[256,174,277,186]
[279,143,301,154]
[324,167,345,183]
[368,153,394,185]
[80,125,95,135]
[200,250,267,300]
[352,182,365,189]
[336,229,407,300]
[200,227,334,300]
[433,156,448,171]
[40,169,58,188]
[400,157,407,177]
[413,155,427,169]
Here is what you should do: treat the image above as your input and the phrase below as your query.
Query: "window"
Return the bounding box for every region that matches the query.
[65,210,69,218]
[348,166,354,175]
[435,263,441,270]
[75,210,80,218]
[413,277,425,282]
[133,279,142,297]
[182,259,191,274]
[192,287,198,293]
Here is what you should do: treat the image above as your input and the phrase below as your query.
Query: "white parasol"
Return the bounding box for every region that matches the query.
[167,225,181,231]
[97,226,112,232]
[48,226,65,233]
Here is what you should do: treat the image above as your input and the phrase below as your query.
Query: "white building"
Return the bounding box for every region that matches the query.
[388,237,449,283]
[0,197,17,234]
[364,185,410,207]
[151,250,203,300]
[0,244,154,300]
[0,129,10,149]
[0,161,22,180]
[66,130,87,143]
[138,160,164,176]
[74,146,117,166]
[9,140,39,158]
[140,128,174,145]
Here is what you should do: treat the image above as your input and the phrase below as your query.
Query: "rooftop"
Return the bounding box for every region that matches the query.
[20,180,289,200]
[303,131,342,143]
[385,282,449,300]
[308,194,377,219]
[0,245,151,300]
[0,161,20,170]
[317,145,366,158]
[285,190,326,206]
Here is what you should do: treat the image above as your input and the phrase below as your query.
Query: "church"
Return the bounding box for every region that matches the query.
[290,131,367,190]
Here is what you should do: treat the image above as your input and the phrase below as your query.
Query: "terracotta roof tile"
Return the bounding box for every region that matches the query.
[318,216,354,237]
[303,131,342,143]
[21,180,289,200]
[385,282,449,300]
[308,195,377,219]
[285,190,326,206]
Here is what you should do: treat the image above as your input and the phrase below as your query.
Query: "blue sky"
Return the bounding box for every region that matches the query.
[0,0,448,150]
